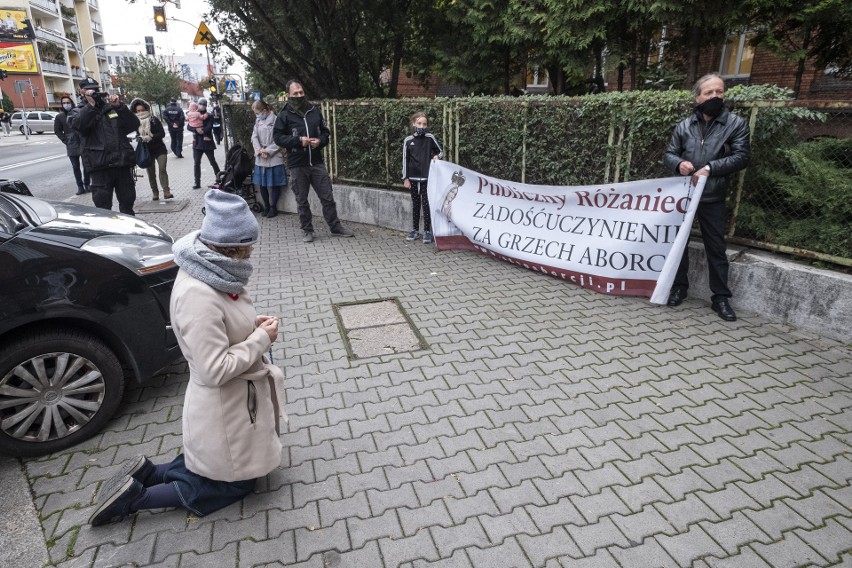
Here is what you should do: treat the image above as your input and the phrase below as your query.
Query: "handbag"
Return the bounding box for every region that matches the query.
[135,140,153,168]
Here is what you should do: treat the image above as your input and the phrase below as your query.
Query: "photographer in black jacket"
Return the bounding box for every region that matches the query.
[69,78,140,216]
[272,80,353,243]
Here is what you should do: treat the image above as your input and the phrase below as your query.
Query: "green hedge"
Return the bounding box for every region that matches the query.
[223,91,851,262]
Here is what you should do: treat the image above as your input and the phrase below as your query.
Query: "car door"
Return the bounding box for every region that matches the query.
[39,113,56,133]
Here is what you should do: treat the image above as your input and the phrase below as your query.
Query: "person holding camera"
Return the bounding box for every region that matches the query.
[68,77,140,215]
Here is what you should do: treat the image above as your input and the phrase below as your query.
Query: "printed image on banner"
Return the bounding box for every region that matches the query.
[0,9,33,42]
[427,160,705,303]
[0,42,38,74]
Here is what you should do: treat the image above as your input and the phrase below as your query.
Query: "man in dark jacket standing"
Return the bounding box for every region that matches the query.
[54,94,90,195]
[162,98,185,158]
[69,77,140,216]
[663,73,750,321]
[272,80,353,242]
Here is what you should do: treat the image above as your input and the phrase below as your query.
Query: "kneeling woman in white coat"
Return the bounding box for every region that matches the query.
[90,189,286,526]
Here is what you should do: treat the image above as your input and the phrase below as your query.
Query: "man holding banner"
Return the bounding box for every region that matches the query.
[663,73,750,321]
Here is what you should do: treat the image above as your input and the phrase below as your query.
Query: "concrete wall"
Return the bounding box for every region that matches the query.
[277,183,852,344]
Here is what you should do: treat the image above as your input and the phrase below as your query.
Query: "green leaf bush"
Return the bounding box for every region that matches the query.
[223,89,850,261]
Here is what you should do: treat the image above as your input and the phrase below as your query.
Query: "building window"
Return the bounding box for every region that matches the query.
[720,33,755,77]
[526,65,548,88]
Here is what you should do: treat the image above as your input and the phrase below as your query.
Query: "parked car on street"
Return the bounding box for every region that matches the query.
[0,186,182,456]
[10,111,59,135]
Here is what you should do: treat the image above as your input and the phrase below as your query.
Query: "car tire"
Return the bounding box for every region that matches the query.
[0,329,125,457]
[19,125,32,135]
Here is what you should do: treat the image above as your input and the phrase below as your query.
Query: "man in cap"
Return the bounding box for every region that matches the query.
[68,77,140,215]
[162,97,185,158]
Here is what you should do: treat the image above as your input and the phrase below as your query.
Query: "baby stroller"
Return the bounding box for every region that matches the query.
[210,144,262,213]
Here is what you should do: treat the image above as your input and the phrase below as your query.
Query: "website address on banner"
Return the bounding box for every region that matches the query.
[469,243,656,296]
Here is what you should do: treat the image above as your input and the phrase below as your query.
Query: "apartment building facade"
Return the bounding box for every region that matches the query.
[0,0,108,110]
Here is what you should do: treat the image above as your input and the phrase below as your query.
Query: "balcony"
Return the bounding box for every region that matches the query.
[71,66,84,78]
[95,47,106,59]
[30,0,59,16]
[88,0,99,10]
[35,26,66,45]
[42,61,70,75]
[91,21,102,35]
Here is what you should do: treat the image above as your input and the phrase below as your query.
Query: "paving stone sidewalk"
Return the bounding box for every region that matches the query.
[5,146,852,567]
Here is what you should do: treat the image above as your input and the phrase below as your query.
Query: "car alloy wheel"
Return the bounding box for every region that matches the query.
[0,330,124,456]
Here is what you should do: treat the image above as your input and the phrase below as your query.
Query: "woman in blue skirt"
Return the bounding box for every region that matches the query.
[251,99,287,218]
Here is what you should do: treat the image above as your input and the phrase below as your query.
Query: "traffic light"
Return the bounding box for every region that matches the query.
[0,69,8,80]
[144,36,155,56]
[208,77,218,97]
[153,6,167,32]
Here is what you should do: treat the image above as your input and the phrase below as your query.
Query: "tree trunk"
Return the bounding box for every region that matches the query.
[686,25,703,86]
[617,64,625,92]
[793,26,812,99]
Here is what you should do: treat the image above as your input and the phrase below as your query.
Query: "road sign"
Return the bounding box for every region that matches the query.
[224,80,237,93]
[193,22,216,45]
[14,80,31,94]
[253,92,261,101]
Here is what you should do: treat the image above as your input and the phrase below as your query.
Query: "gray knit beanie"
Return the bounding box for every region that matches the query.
[197,97,208,108]
[199,190,258,247]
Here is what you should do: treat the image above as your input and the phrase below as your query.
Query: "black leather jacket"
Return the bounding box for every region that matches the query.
[272,103,330,168]
[68,101,139,172]
[663,107,751,203]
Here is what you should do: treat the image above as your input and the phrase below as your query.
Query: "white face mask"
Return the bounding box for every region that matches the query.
[62,103,73,111]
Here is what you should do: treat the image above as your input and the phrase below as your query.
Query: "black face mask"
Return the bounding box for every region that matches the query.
[697,97,725,118]
[414,127,427,137]
[289,96,309,112]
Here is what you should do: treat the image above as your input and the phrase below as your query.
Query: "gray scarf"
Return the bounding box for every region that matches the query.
[173,231,253,294]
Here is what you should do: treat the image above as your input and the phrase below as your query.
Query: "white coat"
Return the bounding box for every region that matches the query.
[170,269,286,482]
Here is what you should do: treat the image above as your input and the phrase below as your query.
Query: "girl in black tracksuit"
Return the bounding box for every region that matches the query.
[401,112,442,244]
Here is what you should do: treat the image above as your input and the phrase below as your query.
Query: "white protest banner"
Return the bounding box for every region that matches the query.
[427,160,706,303]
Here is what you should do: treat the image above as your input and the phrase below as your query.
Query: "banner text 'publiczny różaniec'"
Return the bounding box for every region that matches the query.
[427,161,705,304]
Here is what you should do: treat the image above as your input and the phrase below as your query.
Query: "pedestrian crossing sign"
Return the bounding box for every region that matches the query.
[224,80,238,93]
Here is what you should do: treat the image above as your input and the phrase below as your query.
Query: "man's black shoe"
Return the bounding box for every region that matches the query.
[712,298,737,321]
[75,189,85,195]
[192,184,201,190]
[667,288,687,307]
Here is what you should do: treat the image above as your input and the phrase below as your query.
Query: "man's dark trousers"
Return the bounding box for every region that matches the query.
[290,165,343,233]
[89,167,136,216]
[69,155,90,192]
[673,200,731,301]
[169,128,184,157]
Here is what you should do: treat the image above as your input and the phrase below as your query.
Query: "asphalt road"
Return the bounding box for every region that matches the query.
[0,133,76,201]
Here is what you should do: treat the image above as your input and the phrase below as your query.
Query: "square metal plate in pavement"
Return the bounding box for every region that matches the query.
[135,199,189,213]
[333,298,428,359]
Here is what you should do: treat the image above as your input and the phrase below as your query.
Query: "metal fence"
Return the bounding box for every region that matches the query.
[222,99,852,267]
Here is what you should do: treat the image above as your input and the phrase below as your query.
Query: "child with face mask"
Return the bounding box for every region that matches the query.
[251,100,287,217]
[54,95,90,195]
[401,112,443,244]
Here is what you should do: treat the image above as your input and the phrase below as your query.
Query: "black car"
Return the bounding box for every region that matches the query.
[0,189,181,457]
